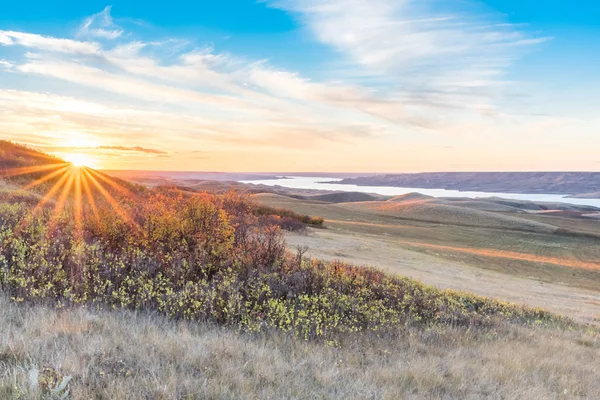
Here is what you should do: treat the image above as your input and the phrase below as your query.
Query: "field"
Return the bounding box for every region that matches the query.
[1,295,599,399]
[253,193,600,325]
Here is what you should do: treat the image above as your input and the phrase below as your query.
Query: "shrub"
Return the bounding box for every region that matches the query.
[254,205,324,229]
[0,186,560,341]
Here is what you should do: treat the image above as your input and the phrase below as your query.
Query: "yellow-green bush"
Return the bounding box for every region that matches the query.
[0,187,559,341]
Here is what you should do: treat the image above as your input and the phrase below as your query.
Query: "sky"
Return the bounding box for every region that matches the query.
[0,0,599,172]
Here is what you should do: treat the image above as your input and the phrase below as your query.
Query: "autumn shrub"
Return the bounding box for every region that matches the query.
[0,187,560,341]
[255,205,324,229]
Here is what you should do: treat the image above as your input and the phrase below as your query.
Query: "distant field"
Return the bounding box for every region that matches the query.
[253,193,600,324]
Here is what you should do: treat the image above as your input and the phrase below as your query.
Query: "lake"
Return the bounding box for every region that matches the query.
[240,176,600,208]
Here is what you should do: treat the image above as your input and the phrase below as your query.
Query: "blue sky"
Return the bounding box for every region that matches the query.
[0,0,598,171]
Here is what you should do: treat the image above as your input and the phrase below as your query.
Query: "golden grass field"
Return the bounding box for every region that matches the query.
[1,295,599,399]
[253,193,600,325]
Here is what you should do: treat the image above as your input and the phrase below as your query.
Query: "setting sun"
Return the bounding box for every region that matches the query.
[65,153,95,168]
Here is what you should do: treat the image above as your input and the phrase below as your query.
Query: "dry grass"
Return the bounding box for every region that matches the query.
[253,193,600,292]
[1,295,598,400]
[340,200,559,233]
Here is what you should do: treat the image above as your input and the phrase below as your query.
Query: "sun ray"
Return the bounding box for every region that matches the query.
[81,168,101,226]
[17,168,73,233]
[86,169,139,200]
[18,165,71,193]
[83,168,138,228]
[32,169,72,213]
[46,169,76,234]
[0,163,68,179]
[74,169,84,240]
[8,160,139,238]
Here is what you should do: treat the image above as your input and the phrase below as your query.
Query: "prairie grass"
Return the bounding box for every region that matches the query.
[0,295,598,399]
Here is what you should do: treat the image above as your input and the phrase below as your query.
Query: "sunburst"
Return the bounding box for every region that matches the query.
[64,153,96,168]
[1,161,138,237]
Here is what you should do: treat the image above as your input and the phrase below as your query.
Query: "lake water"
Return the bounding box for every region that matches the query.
[240,176,600,209]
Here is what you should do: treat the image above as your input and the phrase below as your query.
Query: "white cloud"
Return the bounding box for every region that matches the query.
[269,0,549,108]
[2,2,519,135]
[0,3,575,170]
[2,28,389,134]
[0,32,13,45]
[17,60,260,114]
[0,30,100,54]
[77,6,123,40]
[0,89,382,153]
[242,64,428,126]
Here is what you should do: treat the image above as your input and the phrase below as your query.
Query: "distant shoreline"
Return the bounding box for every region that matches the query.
[324,172,600,199]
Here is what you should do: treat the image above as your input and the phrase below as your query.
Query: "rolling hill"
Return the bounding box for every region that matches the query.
[333,172,600,197]
[339,199,559,233]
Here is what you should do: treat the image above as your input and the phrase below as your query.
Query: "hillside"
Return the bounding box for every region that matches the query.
[0,140,63,169]
[253,192,600,311]
[387,192,434,202]
[339,200,558,233]
[333,172,600,197]
[1,142,599,398]
[306,191,384,203]
[1,142,571,327]
[572,191,600,199]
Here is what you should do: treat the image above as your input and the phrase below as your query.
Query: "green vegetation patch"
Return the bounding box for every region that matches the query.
[255,204,325,230]
[0,187,560,341]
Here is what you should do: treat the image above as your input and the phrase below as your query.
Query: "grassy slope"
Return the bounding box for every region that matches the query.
[307,192,384,203]
[0,140,63,169]
[338,200,558,233]
[1,295,598,399]
[253,193,600,294]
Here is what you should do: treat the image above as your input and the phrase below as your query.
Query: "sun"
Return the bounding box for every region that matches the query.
[65,153,95,168]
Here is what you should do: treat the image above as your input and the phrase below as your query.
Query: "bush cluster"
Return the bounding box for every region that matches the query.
[255,205,325,230]
[0,186,558,340]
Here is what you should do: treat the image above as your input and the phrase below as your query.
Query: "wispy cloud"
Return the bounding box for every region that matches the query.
[268,0,549,109]
[2,1,542,143]
[96,146,167,154]
[0,5,581,171]
[17,60,253,110]
[0,30,101,54]
[0,89,381,153]
[1,25,412,132]
[36,144,168,156]
[77,6,123,40]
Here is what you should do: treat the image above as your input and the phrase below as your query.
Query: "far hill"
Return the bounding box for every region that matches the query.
[306,191,385,203]
[477,197,600,212]
[386,192,434,202]
[332,172,600,197]
[101,170,279,185]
